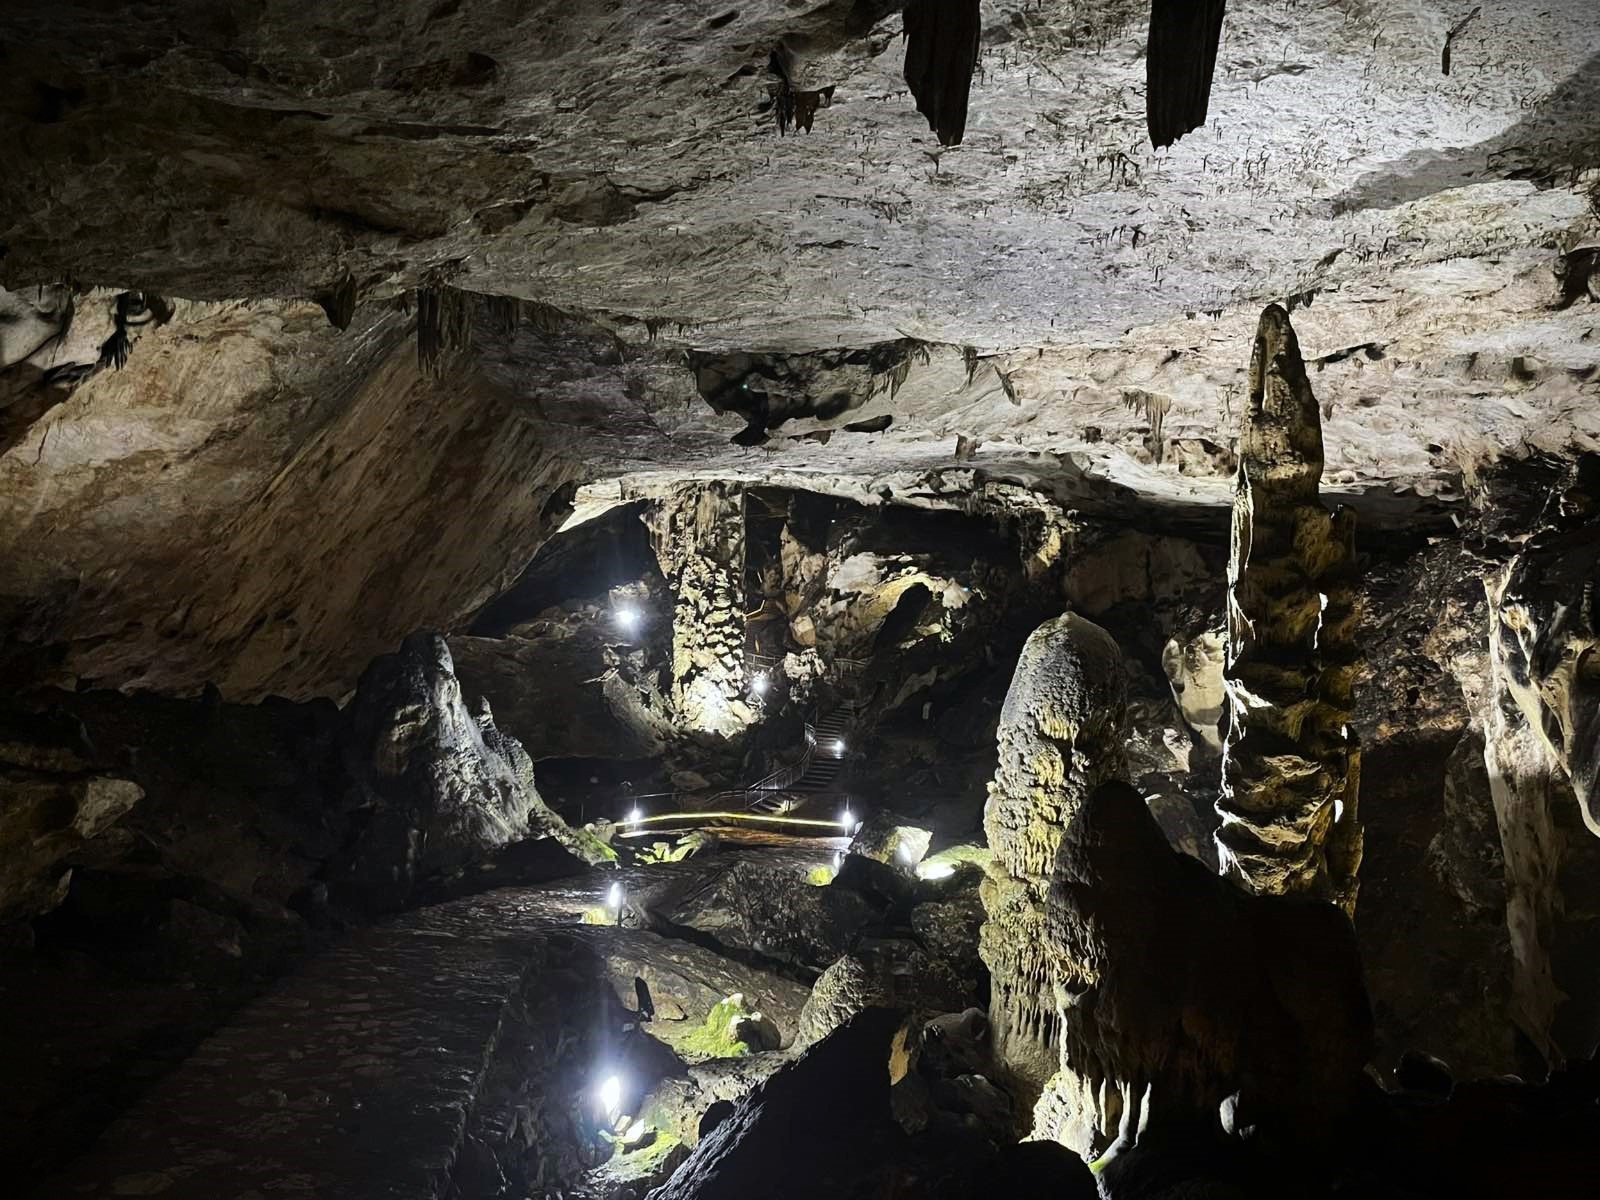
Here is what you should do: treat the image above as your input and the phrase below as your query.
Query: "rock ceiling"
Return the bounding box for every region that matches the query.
[2,0,1599,694]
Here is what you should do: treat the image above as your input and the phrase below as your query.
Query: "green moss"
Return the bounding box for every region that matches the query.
[807,865,836,886]
[677,993,756,1059]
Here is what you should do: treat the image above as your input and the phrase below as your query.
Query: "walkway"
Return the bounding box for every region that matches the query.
[38,855,820,1200]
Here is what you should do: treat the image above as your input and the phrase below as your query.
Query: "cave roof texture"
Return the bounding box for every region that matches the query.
[2,0,1599,698]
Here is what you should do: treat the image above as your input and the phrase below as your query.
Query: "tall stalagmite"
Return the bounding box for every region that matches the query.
[978,612,1128,1117]
[1217,304,1363,914]
[649,482,753,739]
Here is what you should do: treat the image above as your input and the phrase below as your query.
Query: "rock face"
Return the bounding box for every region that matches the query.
[979,611,1128,1103]
[1488,456,1600,837]
[1218,304,1363,914]
[0,709,143,923]
[649,483,753,740]
[338,633,604,908]
[0,300,582,700]
[645,1007,905,1200]
[1044,780,1373,1155]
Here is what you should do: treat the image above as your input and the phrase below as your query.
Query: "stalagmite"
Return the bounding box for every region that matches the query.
[648,482,754,739]
[1217,303,1363,914]
[977,612,1128,1123]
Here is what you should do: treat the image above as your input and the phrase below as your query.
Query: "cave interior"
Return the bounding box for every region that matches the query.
[4,2,1600,1198]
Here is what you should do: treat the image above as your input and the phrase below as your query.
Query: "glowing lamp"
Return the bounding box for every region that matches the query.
[832,739,847,755]
[607,881,624,910]
[599,1074,623,1118]
[750,673,769,696]
[839,808,855,830]
[616,607,640,631]
[626,807,643,825]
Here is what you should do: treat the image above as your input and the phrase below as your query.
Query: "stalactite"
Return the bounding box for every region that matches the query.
[1217,303,1362,914]
[1146,0,1227,149]
[416,286,471,377]
[903,0,982,146]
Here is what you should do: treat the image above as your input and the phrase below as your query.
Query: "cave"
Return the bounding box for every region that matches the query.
[3,2,1600,1198]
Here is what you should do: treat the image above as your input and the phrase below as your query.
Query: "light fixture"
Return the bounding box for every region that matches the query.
[615,607,640,631]
[607,881,624,910]
[839,808,855,830]
[750,673,769,696]
[833,738,847,755]
[598,1074,623,1118]
[626,807,643,825]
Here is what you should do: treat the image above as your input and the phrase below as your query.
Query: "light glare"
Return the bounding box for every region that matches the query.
[839,808,855,829]
[599,1074,623,1115]
[607,881,624,910]
[833,739,847,755]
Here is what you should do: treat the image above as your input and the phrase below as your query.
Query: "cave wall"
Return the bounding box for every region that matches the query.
[0,300,581,700]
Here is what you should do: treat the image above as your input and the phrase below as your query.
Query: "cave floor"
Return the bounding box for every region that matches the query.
[28,849,828,1200]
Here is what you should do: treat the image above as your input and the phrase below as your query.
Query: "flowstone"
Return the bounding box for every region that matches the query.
[1217,304,1363,914]
[978,612,1128,1106]
[648,483,754,740]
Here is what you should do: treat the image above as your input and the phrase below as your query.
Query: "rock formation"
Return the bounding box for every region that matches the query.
[645,1007,906,1200]
[1046,779,1374,1154]
[978,611,1128,1107]
[1146,0,1228,149]
[337,633,606,909]
[648,484,753,740]
[1488,454,1600,837]
[1217,303,1363,914]
[0,708,143,924]
[903,0,982,147]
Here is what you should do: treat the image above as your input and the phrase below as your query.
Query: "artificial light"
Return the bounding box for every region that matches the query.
[839,808,855,830]
[607,881,624,910]
[598,1074,623,1117]
[616,607,640,631]
[832,738,847,755]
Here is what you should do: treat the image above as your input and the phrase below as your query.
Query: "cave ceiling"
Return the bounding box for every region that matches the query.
[2,0,1599,695]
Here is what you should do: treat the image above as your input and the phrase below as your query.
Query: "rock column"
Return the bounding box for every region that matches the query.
[649,482,753,739]
[1217,304,1362,914]
[978,612,1128,1110]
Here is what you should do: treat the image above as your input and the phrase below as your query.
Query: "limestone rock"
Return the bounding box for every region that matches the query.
[796,954,879,1050]
[1161,629,1226,753]
[1045,780,1374,1156]
[979,611,1128,1101]
[645,1007,906,1200]
[1218,304,1363,914]
[337,633,604,909]
[1488,455,1600,837]
[645,853,886,972]
[648,483,753,740]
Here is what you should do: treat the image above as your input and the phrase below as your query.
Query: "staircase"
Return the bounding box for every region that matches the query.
[742,663,870,814]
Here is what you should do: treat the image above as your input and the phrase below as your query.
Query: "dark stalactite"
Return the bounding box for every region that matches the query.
[1146,0,1227,150]
[903,0,981,147]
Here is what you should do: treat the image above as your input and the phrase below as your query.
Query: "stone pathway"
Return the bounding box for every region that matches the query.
[40,853,819,1200]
